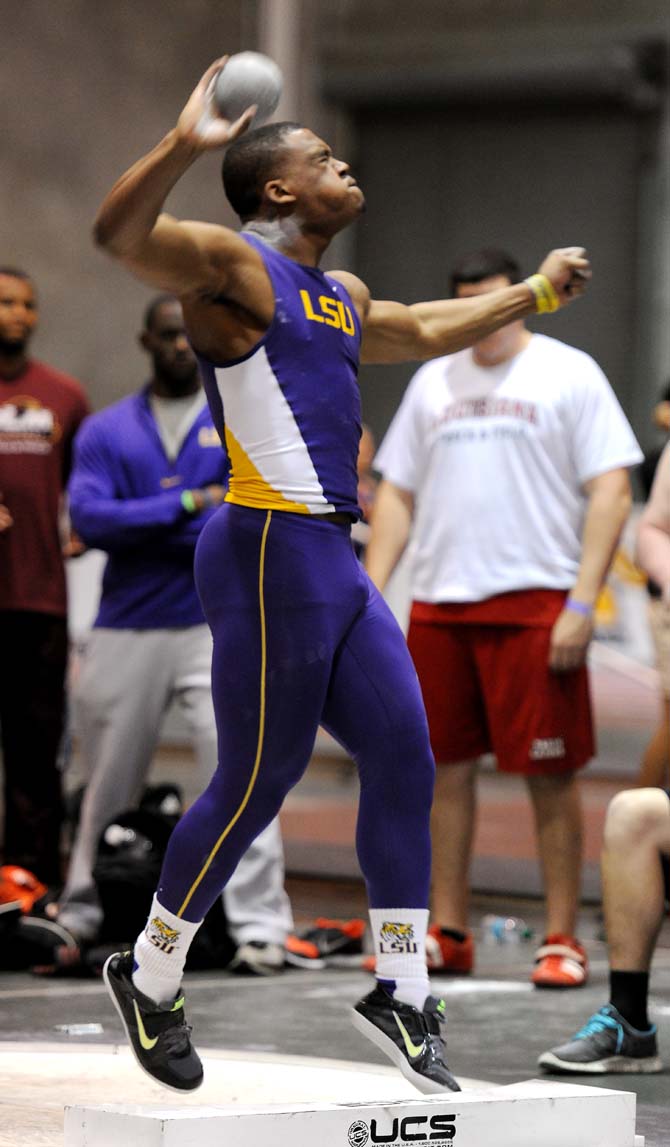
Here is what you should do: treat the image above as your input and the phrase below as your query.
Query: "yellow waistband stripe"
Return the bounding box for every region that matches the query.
[177,509,272,918]
[224,426,310,513]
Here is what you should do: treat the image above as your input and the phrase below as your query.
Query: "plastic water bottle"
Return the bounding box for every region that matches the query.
[480,914,533,945]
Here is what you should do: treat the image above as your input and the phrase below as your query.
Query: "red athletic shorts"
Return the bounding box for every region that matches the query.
[407,590,595,775]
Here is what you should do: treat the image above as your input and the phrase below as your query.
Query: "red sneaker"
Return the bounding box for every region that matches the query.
[362,926,474,975]
[426,926,474,974]
[531,934,588,989]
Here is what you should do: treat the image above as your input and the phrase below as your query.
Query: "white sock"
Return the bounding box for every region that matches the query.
[132,895,202,1004]
[369,907,431,1010]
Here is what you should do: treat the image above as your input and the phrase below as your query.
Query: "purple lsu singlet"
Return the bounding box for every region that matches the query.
[197,233,363,519]
[156,236,435,923]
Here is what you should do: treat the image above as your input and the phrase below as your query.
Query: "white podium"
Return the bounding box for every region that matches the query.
[65,1078,641,1147]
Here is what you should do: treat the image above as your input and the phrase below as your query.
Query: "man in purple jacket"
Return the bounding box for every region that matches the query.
[58,296,293,974]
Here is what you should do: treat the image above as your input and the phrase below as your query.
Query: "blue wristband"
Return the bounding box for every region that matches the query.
[566,598,593,617]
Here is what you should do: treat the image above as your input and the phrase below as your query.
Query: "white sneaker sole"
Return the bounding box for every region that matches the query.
[284,952,327,970]
[284,951,362,970]
[538,1050,663,1074]
[19,917,79,948]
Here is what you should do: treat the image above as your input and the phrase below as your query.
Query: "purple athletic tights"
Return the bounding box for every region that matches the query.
[157,504,435,922]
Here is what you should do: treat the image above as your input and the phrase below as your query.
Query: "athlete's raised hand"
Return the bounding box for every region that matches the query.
[176,58,257,152]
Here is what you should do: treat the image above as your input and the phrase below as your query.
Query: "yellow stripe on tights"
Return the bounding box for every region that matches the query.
[177,509,272,918]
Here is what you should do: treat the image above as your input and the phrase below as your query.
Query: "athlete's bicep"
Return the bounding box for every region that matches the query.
[360,299,423,364]
[118,215,257,297]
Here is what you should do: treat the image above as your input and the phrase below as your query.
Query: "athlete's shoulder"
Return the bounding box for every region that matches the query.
[328,270,370,317]
[170,221,269,319]
[171,216,261,268]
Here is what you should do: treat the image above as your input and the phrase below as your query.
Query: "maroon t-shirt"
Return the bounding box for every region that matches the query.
[0,359,90,616]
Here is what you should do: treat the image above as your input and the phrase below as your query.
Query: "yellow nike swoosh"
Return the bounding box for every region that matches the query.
[133,1000,158,1050]
[394,1013,426,1059]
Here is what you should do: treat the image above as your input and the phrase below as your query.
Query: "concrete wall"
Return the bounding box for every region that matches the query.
[319,0,670,70]
[2,0,259,407]
[316,0,670,448]
[3,1,669,445]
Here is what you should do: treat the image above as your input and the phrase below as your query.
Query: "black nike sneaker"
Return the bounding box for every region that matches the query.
[103,951,203,1091]
[352,984,461,1094]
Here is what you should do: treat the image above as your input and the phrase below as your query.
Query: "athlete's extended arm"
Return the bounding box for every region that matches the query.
[93,58,257,294]
[358,248,591,365]
[365,481,415,591]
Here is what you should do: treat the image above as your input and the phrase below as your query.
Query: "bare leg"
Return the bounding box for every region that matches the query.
[636,697,670,790]
[526,771,582,937]
[430,760,478,930]
[603,788,670,971]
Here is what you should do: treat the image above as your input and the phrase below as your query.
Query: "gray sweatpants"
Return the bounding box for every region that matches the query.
[60,626,293,946]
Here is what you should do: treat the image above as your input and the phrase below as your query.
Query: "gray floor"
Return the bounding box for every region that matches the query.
[2,645,666,1142]
[3,893,669,1146]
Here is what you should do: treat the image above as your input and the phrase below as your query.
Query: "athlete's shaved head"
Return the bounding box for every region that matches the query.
[222,121,303,222]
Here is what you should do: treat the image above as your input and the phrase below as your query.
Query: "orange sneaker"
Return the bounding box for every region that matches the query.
[531,934,588,989]
[426,926,474,974]
[285,934,326,969]
[362,926,474,975]
[0,866,48,915]
[285,918,366,969]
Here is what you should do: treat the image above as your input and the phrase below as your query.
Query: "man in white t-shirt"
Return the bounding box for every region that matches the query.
[367,248,643,988]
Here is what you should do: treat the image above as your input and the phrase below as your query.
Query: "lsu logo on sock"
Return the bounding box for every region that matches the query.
[379,921,418,955]
[147,915,180,954]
